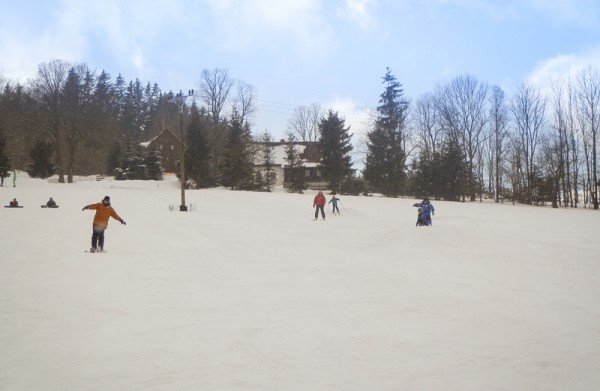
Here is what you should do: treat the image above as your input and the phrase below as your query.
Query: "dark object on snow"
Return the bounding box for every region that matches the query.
[43,197,58,208]
[4,205,24,208]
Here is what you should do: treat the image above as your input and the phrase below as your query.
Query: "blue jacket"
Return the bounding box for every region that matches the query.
[413,202,434,217]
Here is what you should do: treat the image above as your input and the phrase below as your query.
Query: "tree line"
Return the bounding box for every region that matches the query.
[1,59,598,209]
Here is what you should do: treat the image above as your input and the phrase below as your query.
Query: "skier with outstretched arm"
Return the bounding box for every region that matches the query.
[329,194,341,215]
[82,196,126,253]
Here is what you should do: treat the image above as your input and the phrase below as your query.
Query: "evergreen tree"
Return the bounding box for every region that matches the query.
[185,104,213,188]
[438,139,469,201]
[318,110,353,193]
[115,143,146,180]
[221,110,254,190]
[145,146,163,180]
[260,131,277,192]
[0,129,11,185]
[107,142,122,176]
[284,133,307,193]
[363,68,409,196]
[27,139,55,179]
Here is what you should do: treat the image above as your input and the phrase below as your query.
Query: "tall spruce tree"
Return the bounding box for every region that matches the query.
[284,133,307,193]
[27,139,55,179]
[107,142,122,176]
[145,146,163,180]
[318,110,353,193]
[0,129,11,185]
[260,131,277,192]
[221,110,254,190]
[363,68,409,196]
[438,138,469,201]
[185,104,213,188]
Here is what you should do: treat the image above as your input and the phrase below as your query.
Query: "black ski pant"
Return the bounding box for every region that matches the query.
[91,225,106,249]
[315,205,325,219]
[332,204,340,214]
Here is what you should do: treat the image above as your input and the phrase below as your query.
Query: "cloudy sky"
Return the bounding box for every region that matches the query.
[1,0,599,140]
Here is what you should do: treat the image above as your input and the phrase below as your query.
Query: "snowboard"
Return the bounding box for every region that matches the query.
[4,205,24,208]
[41,205,59,208]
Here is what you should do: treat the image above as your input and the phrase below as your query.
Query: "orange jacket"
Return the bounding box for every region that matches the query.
[313,194,326,207]
[86,203,123,228]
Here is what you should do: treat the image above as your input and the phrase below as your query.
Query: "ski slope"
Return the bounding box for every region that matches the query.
[1,174,599,390]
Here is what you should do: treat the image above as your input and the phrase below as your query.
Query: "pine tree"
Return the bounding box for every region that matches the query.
[185,104,213,188]
[261,131,277,192]
[0,129,11,185]
[318,110,353,193]
[115,143,146,180]
[27,139,55,179]
[284,133,307,193]
[107,142,122,176]
[363,68,409,197]
[438,138,469,201]
[145,146,163,180]
[221,110,254,190]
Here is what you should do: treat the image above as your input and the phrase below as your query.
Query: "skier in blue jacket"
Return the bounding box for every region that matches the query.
[413,198,435,226]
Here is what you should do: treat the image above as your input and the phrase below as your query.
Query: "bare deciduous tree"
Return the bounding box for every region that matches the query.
[31,59,70,183]
[198,68,234,123]
[288,103,321,142]
[509,83,547,204]
[489,85,509,202]
[233,81,256,126]
[413,92,443,160]
[435,74,489,201]
[576,66,600,209]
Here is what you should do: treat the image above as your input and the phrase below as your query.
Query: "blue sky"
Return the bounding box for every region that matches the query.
[1,0,599,141]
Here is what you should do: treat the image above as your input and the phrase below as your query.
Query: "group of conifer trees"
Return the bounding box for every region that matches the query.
[1,59,598,207]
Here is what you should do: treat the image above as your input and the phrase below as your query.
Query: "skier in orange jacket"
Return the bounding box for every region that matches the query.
[313,191,326,220]
[82,196,125,253]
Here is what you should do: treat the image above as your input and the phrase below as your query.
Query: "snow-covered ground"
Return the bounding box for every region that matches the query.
[1,173,599,390]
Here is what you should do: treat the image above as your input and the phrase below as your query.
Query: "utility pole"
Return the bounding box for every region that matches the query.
[171,90,194,211]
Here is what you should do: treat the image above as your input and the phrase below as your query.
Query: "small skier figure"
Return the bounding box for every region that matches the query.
[413,197,435,226]
[329,194,340,215]
[9,198,18,207]
[313,190,326,220]
[46,197,57,208]
[415,207,426,226]
[82,195,126,253]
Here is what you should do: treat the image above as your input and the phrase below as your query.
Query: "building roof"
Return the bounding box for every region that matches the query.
[140,129,180,148]
[253,141,321,167]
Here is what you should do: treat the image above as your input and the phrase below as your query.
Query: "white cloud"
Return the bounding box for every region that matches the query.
[203,0,335,57]
[527,45,600,92]
[336,0,378,30]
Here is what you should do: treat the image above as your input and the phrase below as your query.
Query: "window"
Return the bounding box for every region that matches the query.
[159,144,163,150]
[316,170,321,178]
[305,170,311,177]
[171,145,175,150]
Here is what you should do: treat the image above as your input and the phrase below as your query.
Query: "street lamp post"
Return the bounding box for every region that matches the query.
[172,90,194,211]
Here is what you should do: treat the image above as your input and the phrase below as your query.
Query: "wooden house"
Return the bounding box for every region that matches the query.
[140,129,182,173]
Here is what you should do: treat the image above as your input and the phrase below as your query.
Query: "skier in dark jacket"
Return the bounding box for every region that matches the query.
[46,197,57,208]
[8,198,18,207]
[82,196,126,253]
[329,195,340,215]
[413,198,435,226]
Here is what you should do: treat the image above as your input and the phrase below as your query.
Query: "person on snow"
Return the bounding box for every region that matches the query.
[329,194,341,215]
[413,197,435,226]
[8,198,18,207]
[46,197,57,208]
[82,195,126,253]
[313,190,326,220]
[415,207,426,226]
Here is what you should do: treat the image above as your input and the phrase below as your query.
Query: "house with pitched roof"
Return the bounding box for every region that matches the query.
[253,140,328,190]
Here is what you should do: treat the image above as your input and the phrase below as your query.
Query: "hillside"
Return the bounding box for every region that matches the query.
[1,174,599,390]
